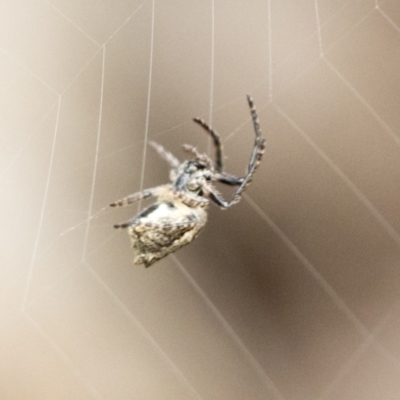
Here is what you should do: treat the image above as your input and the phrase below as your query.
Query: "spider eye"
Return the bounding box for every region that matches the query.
[194,160,206,169]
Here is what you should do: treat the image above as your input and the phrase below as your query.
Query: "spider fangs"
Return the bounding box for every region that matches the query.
[110,95,266,267]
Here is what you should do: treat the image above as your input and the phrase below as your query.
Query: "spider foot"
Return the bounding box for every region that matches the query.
[114,222,130,229]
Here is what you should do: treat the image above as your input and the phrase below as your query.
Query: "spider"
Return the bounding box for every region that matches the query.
[110,95,266,267]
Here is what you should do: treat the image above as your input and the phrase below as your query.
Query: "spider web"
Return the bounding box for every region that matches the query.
[2,0,400,399]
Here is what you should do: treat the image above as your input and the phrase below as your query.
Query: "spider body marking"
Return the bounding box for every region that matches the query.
[110,95,266,267]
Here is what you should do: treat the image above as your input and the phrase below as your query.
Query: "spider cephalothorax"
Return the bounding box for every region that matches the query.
[111,95,266,267]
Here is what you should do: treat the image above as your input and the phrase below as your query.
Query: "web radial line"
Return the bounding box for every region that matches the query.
[0,98,59,182]
[322,7,375,56]
[275,104,400,248]
[81,45,106,261]
[105,0,150,44]
[271,4,373,99]
[376,7,400,34]
[85,267,204,400]
[209,0,215,114]
[61,47,102,96]
[272,1,347,71]
[172,256,286,400]
[24,311,104,400]
[267,0,273,103]
[29,214,114,306]
[323,59,400,148]
[137,0,155,212]
[244,195,368,336]
[314,0,324,56]
[207,0,215,155]
[271,2,369,105]
[224,115,252,142]
[318,303,399,400]
[21,96,61,311]
[23,231,119,316]
[44,0,100,46]
[0,47,59,95]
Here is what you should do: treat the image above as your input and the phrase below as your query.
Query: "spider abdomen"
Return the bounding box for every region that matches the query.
[128,200,208,267]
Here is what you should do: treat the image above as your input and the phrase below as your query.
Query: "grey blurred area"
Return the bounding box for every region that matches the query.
[1,0,400,399]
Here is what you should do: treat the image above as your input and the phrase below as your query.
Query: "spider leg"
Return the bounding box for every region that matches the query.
[208,190,231,209]
[149,141,180,170]
[193,117,223,173]
[114,218,198,231]
[205,95,266,209]
[110,185,168,207]
[245,95,265,172]
[214,172,244,186]
[182,144,202,159]
[132,218,197,232]
[114,219,135,229]
[172,190,209,208]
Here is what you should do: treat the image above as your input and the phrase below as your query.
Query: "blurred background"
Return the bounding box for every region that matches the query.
[1,0,400,399]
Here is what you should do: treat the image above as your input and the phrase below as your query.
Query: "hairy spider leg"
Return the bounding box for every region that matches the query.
[171,190,209,208]
[246,95,264,173]
[181,144,202,159]
[148,141,180,170]
[214,172,244,186]
[203,95,266,209]
[110,185,168,208]
[192,117,223,173]
[114,215,198,231]
[132,219,198,232]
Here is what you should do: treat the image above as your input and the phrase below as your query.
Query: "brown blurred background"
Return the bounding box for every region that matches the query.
[1,0,400,399]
